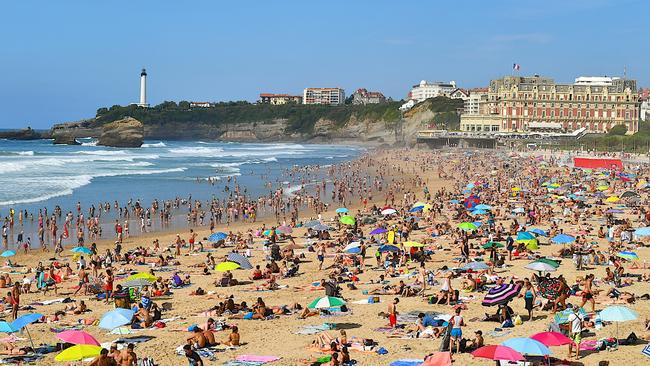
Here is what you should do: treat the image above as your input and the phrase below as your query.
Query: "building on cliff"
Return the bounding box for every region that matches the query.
[303,88,345,105]
[408,80,457,103]
[351,88,386,105]
[259,93,303,105]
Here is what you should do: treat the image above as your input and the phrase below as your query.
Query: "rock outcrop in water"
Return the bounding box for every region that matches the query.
[98,117,144,148]
[0,127,46,140]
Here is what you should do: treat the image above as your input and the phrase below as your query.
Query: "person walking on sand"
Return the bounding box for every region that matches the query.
[388,297,399,328]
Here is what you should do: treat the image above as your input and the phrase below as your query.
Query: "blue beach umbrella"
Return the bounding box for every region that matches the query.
[71,247,93,255]
[529,228,547,237]
[0,250,16,257]
[516,232,535,241]
[551,234,575,244]
[208,232,228,242]
[312,224,331,232]
[0,321,16,333]
[474,204,492,210]
[11,313,43,348]
[99,309,135,330]
[470,209,487,215]
[634,227,650,237]
[501,337,552,356]
[472,221,483,227]
[378,245,400,253]
[450,199,460,204]
[409,206,423,213]
[335,207,349,214]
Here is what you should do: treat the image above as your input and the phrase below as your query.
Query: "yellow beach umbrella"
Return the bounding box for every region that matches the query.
[511,187,521,192]
[215,261,240,272]
[597,185,609,191]
[605,196,620,203]
[127,272,156,282]
[55,344,102,362]
[403,241,425,248]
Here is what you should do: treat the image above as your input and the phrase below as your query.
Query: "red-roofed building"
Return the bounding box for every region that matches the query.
[352,88,386,105]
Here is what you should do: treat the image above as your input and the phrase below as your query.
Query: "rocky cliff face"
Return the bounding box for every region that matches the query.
[0,128,47,140]
[98,117,144,147]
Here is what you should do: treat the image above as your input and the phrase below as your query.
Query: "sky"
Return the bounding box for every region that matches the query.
[0,0,648,128]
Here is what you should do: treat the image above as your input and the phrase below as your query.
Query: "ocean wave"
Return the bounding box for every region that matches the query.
[167,146,224,157]
[75,149,128,156]
[141,142,167,148]
[126,162,155,167]
[0,167,186,206]
[80,140,98,146]
[262,157,278,162]
[0,150,35,156]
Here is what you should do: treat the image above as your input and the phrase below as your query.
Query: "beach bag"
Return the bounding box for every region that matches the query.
[502,319,514,328]
[514,315,523,326]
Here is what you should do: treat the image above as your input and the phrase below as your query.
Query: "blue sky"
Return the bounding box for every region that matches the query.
[0,0,647,128]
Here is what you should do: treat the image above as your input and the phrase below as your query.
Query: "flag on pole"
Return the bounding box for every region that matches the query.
[513,63,521,71]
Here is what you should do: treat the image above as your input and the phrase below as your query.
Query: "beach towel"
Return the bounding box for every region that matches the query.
[223,362,264,366]
[0,354,43,364]
[236,355,280,362]
[389,360,422,366]
[294,324,335,335]
[49,325,85,333]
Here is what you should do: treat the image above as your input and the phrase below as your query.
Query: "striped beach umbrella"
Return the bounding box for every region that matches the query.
[616,251,639,261]
[307,296,346,309]
[481,284,521,307]
[227,252,253,269]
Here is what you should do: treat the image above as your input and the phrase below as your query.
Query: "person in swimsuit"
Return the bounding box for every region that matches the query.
[449,307,464,354]
[521,279,537,321]
[104,269,114,304]
[579,274,595,312]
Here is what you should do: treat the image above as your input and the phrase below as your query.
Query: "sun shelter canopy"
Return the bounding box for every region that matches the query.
[573,157,622,170]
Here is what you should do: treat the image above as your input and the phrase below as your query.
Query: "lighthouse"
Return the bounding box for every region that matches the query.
[138,68,149,107]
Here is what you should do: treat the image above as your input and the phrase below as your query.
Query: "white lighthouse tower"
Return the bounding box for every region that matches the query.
[138,68,149,107]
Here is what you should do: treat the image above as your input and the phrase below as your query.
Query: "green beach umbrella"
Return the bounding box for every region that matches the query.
[457,222,478,231]
[307,296,346,309]
[482,242,504,249]
[535,258,560,268]
[339,215,356,225]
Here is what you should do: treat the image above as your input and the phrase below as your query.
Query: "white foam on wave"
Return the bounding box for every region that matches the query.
[126,162,155,167]
[80,140,98,146]
[16,151,34,156]
[75,149,128,156]
[0,167,186,206]
[167,146,224,157]
[141,142,167,148]
[262,157,278,162]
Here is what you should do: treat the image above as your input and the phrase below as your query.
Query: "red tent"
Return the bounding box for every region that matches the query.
[573,157,622,170]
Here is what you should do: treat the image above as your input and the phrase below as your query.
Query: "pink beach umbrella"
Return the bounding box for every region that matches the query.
[471,345,525,362]
[56,330,101,346]
[531,331,574,346]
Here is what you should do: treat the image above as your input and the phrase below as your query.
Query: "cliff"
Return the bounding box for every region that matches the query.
[48,97,463,145]
[0,127,47,140]
[98,117,144,147]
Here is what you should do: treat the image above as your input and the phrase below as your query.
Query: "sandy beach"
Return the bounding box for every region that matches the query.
[2,148,649,366]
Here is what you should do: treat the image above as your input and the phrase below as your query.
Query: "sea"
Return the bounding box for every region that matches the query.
[0,138,362,247]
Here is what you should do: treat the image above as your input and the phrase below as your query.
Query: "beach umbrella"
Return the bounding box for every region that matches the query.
[482,284,521,307]
[530,228,547,236]
[99,308,134,330]
[343,242,361,254]
[378,244,400,253]
[457,222,477,231]
[56,330,101,346]
[512,207,525,213]
[127,272,156,282]
[550,233,575,244]
[277,225,293,234]
[304,220,322,228]
[516,232,535,241]
[449,199,460,204]
[11,313,42,331]
[0,321,16,333]
[55,344,102,362]
[369,228,387,235]
[597,185,609,191]
[605,196,620,203]
[606,209,624,214]
[208,232,228,242]
[464,195,480,209]
[471,345,524,362]
[462,262,490,271]
[599,305,639,340]
[215,261,240,272]
[535,258,560,268]
[381,208,397,215]
[511,187,521,192]
[121,278,154,288]
[530,332,573,347]
[0,250,16,257]
[421,351,452,366]
[312,224,331,232]
[226,253,253,269]
[339,215,356,225]
[621,191,639,198]
[335,207,349,214]
[412,201,427,208]
[616,251,639,261]
[525,261,557,272]
[470,209,488,215]
[361,217,377,224]
[482,242,504,249]
[307,296,346,309]
[262,229,279,236]
[501,337,552,356]
[409,206,424,213]
[70,246,93,255]
[403,241,424,248]
[634,227,650,237]
[474,204,492,210]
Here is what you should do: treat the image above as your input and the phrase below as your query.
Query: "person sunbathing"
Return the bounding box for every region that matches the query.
[0,343,33,355]
[64,300,88,315]
[223,326,240,346]
[135,307,153,328]
[187,327,208,348]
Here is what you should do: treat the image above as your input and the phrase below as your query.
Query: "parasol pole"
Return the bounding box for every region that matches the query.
[24,326,35,349]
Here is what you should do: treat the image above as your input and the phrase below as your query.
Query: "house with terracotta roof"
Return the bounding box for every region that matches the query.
[352,88,386,105]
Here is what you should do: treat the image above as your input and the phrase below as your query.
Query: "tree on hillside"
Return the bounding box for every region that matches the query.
[608,124,627,135]
[179,101,190,110]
